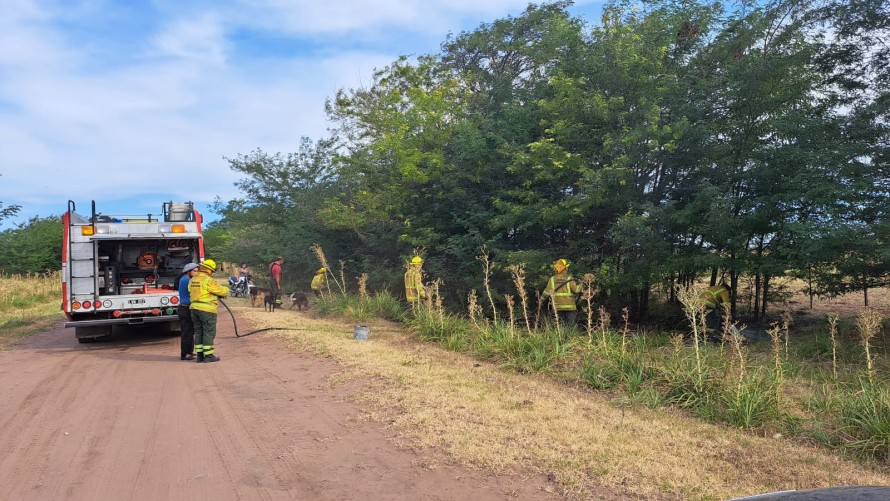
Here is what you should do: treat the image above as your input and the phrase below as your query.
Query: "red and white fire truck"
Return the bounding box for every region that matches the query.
[62,200,205,342]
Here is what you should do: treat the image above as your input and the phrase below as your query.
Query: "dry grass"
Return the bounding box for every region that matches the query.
[235,303,890,500]
[0,272,64,350]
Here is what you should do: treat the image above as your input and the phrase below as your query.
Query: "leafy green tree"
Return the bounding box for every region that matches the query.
[215,138,362,291]
[0,216,62,274]
[212,0,889,324]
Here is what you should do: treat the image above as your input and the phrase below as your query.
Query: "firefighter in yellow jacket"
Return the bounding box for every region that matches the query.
[311,267,327,297]
[542,258,580,327]
[404,256,426,305]
[700,282,731,333]
[189,259,229,363]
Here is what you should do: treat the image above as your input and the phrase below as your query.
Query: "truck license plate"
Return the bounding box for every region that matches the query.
[128,299,145,305]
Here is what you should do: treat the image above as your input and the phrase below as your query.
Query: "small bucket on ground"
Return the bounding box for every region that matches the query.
[354,325,369,341]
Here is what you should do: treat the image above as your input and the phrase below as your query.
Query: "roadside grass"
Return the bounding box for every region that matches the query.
[301,278,890,468]
[235,303,890,500]
[0,272,63,350]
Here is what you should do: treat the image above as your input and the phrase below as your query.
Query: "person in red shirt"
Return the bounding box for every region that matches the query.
[269,256,284,310]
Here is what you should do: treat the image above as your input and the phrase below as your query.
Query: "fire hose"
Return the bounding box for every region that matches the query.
[218,299,304,338]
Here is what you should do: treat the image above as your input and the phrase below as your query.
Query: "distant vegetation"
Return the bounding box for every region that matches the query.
[205,0,889,325]
[0,217,62,275]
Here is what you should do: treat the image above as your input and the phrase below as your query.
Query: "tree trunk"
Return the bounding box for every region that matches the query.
[754,272,762,321]
[760,274,771,320]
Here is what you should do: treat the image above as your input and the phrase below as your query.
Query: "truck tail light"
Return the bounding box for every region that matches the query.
[72,301,81,310]
[170,296,179,305]
[82,301,92,309]
[81,226,95,236]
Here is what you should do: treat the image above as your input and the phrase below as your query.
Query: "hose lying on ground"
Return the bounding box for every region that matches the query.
[218,299,305,338]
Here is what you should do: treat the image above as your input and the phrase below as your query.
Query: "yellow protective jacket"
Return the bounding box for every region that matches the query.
[700,285,730,310]
[188,270,229,314]
[543,272,579,311]
[311,272,327,292]
[404,266,426,302]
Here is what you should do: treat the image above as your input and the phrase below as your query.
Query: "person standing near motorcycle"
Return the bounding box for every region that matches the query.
[269,256,284,309]
[239,263,252,282]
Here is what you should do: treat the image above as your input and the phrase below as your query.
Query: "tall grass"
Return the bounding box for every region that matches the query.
[308,260,890,464]
[314,289,406,323]
[840,380,890,461]
[856,308,883,384]
[0,271,64,349]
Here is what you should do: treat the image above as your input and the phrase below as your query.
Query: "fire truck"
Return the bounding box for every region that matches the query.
[62,200,205,342]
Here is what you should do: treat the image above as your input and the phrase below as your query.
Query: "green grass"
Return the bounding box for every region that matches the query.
[312,290,890,464]
[840,380,890,461]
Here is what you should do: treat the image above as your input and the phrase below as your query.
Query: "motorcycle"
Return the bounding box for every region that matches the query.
[228,276,251,298]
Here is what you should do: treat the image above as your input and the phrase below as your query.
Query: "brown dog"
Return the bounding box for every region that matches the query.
[289,292,309,311]
[250,286,271,308]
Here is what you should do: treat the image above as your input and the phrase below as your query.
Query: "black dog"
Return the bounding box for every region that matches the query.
[289,292,309,311]
[264,293,278,312]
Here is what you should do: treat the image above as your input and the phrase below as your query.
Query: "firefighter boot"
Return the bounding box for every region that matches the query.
[204,354,221,363]
[196,353,204,363]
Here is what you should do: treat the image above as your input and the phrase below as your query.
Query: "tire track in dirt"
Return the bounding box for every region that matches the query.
[0,318,559,501]
[184,342,321,500]
[202,345,322,498]
[0,350,91,498]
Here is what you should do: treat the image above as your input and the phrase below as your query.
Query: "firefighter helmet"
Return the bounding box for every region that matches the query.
[411,256,423,264]
[317,267,326,273]
[201,259,217,272]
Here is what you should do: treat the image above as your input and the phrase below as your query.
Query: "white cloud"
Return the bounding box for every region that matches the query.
[0,0,606,228]
[150,14,229,65]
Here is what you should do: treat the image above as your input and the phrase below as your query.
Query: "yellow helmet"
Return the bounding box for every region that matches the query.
[411,256,423,264]
[317,267,326,273]
[201,259,217,272]
[553,258,568,272]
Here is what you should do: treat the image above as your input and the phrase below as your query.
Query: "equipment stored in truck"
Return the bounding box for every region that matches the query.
[61,200,205,342]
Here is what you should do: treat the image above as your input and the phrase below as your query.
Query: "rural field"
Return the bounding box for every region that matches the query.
[1,273,890,500]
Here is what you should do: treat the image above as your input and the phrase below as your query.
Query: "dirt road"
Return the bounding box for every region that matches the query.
[0,317,555,500]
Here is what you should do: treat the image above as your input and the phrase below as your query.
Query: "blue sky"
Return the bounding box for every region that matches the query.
[0,0,605,228]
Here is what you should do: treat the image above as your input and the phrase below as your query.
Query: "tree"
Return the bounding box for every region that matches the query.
[0,216,62,274]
